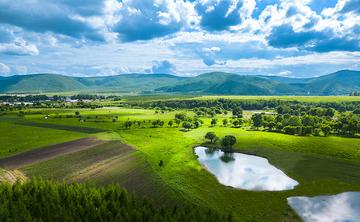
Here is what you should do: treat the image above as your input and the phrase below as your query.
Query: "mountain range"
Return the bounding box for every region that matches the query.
[0,70,359,95]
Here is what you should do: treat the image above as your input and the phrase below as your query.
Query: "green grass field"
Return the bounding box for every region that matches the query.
[118,127,360,221]
[0,121,87,157]
[1,104,360,222]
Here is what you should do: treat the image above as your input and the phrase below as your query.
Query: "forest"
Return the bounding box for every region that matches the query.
[0,179,229,222]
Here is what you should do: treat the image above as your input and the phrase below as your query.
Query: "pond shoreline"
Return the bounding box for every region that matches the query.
[194,146,299,191]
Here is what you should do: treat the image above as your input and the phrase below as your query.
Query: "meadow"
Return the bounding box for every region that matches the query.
[0,96,360,221]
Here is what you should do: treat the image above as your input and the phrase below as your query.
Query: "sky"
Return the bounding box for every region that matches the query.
[0,0,359,78]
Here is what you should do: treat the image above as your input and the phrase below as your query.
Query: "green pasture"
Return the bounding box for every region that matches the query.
[1,106,360,221]
[0,121,86,157]
[118,126,360,221]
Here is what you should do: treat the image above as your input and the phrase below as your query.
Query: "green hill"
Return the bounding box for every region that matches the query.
[304,70,360,95]
[0,70,359,95]
[0,73,184,93]
[156,72,306,95]
[156,70,359,95]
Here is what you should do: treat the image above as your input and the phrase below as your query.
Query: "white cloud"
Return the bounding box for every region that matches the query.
[0,40,39,56]
[0,63,10,75]
[203,46,221,53]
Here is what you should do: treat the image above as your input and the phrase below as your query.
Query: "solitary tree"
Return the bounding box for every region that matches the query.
[158,120,164,127]
[232,107,243,118]
[168,120,173,127]
[211,118,218,127]
[221,135,237,150]
[232,119,242,128]
[205,132,217,143]
[222,119,228,126]
[193,120,201,128]
[182,122,192,131]
[175,113,187,121]
[124,120,132,129]
[175,119,181,127]
[252,113,263,129]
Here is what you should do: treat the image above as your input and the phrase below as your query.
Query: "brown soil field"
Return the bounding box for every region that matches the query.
[22,141,181,207]
[0,138,105,169]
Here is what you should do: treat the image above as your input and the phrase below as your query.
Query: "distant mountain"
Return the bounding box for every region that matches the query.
[0,73,184,93]
[156,72,307,95]
[303,70,360,95]
[0,70,359,95]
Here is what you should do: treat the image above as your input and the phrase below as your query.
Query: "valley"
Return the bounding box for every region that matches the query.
[1,95,359,221]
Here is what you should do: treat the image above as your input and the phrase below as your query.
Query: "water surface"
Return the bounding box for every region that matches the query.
[194,146,298,191]
[288,192,360,222]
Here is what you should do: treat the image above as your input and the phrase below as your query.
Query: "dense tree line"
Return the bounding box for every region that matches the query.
[0,101,102,112]
[0,179,231,222]
[70,94,106,100]
[251,112,360,137]
[0,95,52,103]
[0,94,109,103]
[135,99,360,113]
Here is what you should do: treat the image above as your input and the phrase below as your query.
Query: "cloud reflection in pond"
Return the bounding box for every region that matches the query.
[194,146,298,191]
[288,192,360,222]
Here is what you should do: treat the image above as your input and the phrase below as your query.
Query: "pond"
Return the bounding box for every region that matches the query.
[194,146,298,191]
[288,192,360,222]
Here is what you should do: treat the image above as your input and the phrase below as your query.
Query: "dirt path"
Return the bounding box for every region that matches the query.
[0,138,105,169]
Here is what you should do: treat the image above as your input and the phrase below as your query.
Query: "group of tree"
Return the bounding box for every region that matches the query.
[276,105,336,117]
[0,94,108,103]
[154,107,175,114]
[204,132,237,151]
[0,179,231,222]
[124,120,147,129]
[137,98,360,113]
[174,113,203,131]
[151,119,165,128]
[251,111,360,137]
[0,101,102,112]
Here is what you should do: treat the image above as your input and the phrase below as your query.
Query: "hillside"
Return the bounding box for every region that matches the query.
[0,70,359,95]
[0,73,184,93]
[156,72,307,95]
[304,70,360,95]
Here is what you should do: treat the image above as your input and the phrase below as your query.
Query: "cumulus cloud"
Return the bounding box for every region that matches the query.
[194,0,255,31]
[147,60,176,74]
[340,0,360,14]
[113,0,198,41]
[0,40,39,56]
[0,63,11,75]
[0,28,13,43]
[173,39,302,67]
[267,24,360,52]
[259,0,360,53]
[201,46,226,66]
[0,0,107,42]
[0,0,358,77]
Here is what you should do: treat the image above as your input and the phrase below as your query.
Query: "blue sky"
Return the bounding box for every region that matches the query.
[0,0,359,78]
